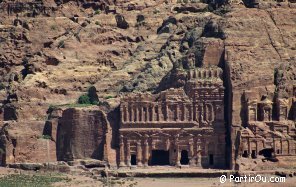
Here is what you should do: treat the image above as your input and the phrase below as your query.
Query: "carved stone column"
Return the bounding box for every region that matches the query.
[119,136,126,167]
[134,106,138,122]
[175,139,181,167]
[151,104,154,122]
[203,104,207,122]
[155,104,159,121]
[273,139,277,156]
[280,139,283,155]
[288,140,291,155]
[165,103,169,121]
[175,103,179,121]
[189,140,195,166]
[144,138,149,167]
[120,105,124,123]
[126,140,131,166]
[200,103,204,123]
[137,142,143,166]
[247,138,251,158]
[151,140,156,149]
[146,104,149,122]
[130,104,134,122]
[196,143,201,167]
[125,105,129,122]
[141,105,144,122]
[124,105,128,122]
[189,104,193,121]
[183,104,186,121]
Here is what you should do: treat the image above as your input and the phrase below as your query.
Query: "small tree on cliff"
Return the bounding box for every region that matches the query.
[87,86,99,104]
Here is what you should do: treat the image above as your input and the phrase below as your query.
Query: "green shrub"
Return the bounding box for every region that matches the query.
[213,5,232,16]
[0,83,5,90]
[105,95,114,99]
[50,25,57,30]
[95,21,100,25]
[94,10,101,15]
[88,86,99,104]
[78,94,91,104]
[40,135,51,140]
[0,174,70,187]
[153,9,160,14]
[77,86,99,105]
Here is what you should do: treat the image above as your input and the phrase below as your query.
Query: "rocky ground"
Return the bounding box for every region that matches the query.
[1,158,295,186]
[1,167,296,187]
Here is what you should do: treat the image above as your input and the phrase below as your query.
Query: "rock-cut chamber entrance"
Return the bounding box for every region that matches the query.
[150,150,170,165]
[180,150,189,165]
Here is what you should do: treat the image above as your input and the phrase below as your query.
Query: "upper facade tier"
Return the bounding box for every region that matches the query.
[120,67,225,129]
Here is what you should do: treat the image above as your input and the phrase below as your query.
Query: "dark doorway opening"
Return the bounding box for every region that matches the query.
[131,154,137,166]
[180,150,189,165]
[242,150,248,158]
[151,150,170,165]
[277,149,280,154]
[209,154,214,165]
[259,148,273,158]
[259,148,278,162]
[251,150,256,159]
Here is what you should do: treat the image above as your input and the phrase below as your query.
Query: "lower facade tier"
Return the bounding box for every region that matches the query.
[119,128,226,169]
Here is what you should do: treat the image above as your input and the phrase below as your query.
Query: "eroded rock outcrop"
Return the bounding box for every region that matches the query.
[56,108,108,161]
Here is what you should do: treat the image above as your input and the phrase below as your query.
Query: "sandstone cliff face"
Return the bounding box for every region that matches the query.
[56,108,108,161]
[0,122,56,164]
[0,0,295,169]
[224,8,296,124]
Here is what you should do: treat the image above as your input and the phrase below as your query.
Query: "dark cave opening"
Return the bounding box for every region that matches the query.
[259,148,273,158]
[150,150,170,166]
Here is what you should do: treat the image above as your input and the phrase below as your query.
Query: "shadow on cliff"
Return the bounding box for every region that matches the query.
[107,107,120,165]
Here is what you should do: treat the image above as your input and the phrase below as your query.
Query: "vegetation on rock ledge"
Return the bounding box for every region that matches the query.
[0,173,70,187]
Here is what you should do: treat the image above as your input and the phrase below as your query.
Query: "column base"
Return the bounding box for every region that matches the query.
[119,162,126,167]
[189,158,196,166]
[126,162,131,167]
[137,162,143,167]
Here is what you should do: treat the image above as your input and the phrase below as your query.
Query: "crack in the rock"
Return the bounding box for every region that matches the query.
[263,21,282,60]
[266,10,287,47]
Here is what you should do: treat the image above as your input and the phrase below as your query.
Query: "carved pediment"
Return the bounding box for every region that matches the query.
[177,131,194,139]
[126,132,142,139]
[151,132,171,138]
